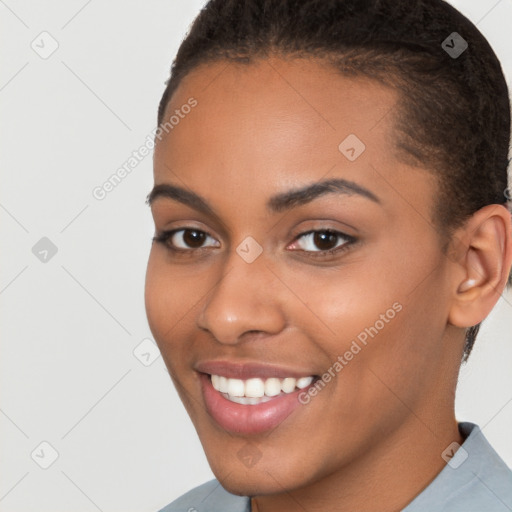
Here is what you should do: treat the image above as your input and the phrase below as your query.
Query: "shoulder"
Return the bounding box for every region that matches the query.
[404,422,512,512]
[157,479,250,512]
[453,422,512,510]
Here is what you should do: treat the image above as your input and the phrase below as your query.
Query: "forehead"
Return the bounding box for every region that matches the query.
[160,56,399,154]
[154,56,437,223]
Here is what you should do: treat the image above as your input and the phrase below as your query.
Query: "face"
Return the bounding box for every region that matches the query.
[145,56,461,496]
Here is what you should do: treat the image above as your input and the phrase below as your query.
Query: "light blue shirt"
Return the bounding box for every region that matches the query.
[159,422,512,511]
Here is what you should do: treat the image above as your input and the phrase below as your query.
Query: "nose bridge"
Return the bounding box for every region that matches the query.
[197,243,286,344]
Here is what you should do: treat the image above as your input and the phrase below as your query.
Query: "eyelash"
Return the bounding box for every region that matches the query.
[152,227,356,259]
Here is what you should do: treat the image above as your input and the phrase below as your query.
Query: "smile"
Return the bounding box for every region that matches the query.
[210,374,314,404]
[197,362,320,435]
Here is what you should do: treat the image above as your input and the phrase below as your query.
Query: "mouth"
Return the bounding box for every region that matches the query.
[210,374,315,404]
[196,362,320,435]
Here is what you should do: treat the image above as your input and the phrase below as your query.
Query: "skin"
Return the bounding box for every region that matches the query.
[145,56,512,512]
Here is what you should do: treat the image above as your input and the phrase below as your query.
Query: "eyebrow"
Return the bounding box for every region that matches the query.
[145,177,381,216]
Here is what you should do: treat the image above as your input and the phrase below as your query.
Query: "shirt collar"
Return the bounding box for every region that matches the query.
[402,421,512,511]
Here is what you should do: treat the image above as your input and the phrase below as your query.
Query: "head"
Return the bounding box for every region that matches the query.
[145,0,512,498]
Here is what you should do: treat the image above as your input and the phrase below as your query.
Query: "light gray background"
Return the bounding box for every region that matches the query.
[1,1,511,511]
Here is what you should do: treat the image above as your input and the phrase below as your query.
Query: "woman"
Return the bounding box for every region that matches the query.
[144,0,512,510]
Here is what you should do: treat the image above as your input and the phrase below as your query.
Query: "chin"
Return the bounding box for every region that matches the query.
[214,470,291,497]
[207,453,319,498]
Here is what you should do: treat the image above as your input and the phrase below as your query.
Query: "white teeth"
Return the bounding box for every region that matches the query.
[245,378,265,398]
[296,376,314,389]
[218,376,229,393]
[264,378,282,397]
[281,377,296,393]
[228,395,274,405]
[226,378,245,397]
[209,374,315,401]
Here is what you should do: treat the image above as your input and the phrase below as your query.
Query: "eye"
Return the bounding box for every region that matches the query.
[152,228,220,252]
[153,227,356,259]
[288,229,355,257]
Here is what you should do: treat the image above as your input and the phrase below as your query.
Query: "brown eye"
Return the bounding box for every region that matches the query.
[289,229,356,257]
[152,228,220,252]
[180,229,207,248]
[312,231,339,251]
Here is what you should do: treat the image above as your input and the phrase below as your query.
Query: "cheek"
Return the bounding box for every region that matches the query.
[280,233,421,344]
[144,251,193,361]
[279,262,401,356]
[144,251,170,337]
[282,247,445,408]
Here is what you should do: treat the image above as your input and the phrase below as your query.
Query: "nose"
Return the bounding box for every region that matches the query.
[196,248,287,345]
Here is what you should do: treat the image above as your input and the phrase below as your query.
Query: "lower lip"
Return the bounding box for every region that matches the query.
[199,373,311,435]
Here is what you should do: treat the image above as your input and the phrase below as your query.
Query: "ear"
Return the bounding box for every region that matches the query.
[448,204,512,328]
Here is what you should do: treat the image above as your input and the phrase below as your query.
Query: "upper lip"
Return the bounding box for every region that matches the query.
[195,360,317,380]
